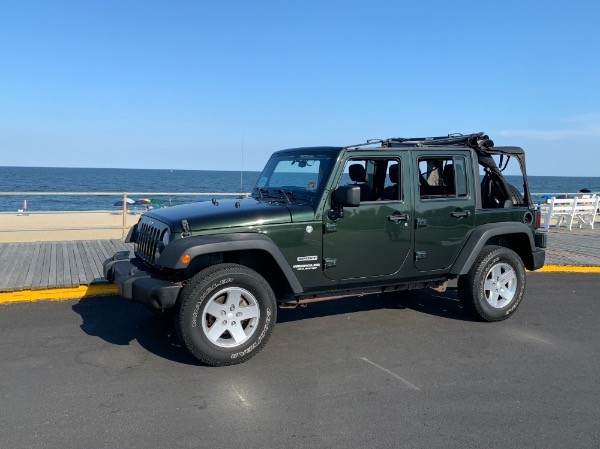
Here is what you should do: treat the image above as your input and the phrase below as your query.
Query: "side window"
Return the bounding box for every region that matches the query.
[455,157,467,197]
[338,158,401,202]
[382,160,402,201]
[419,156,468,199]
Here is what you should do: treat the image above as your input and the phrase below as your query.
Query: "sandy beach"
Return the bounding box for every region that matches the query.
[0,211,141,243]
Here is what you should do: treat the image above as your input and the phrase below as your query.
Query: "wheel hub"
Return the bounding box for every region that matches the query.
[201,286,261,348]
[483,262,517,309]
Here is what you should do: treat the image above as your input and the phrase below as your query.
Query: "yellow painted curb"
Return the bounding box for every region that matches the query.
[535,265,600,273]
[0,284,118,304]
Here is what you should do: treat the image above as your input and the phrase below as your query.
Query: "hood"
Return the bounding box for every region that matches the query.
[143,198,314,233]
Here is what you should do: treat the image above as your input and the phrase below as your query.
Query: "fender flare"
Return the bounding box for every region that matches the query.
[450,222,536,275]
[156,233,303,294]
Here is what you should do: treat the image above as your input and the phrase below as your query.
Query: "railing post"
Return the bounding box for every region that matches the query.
[122,192,127,238]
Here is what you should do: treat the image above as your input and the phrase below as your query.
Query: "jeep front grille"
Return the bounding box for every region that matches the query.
[134,216,169,266]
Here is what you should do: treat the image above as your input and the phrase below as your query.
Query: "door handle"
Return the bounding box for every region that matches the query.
[451,210,471,218]
[388,213,410,222]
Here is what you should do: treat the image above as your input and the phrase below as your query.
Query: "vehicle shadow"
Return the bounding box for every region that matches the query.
[72,296,201,366]
[72,288,472,365]
[394,287,472,321]
[277,287,473,323]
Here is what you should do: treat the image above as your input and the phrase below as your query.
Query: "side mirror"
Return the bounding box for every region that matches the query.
[333,185,361,207]
[329,185,360,220]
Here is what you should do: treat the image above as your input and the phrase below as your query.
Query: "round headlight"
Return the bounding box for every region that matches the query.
[155,229,171,259]
[161,229,170,246]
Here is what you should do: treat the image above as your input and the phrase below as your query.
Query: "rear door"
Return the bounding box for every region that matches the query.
[412,151,475,272]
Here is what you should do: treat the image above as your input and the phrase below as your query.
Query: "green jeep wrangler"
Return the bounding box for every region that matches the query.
[104,132,546,366]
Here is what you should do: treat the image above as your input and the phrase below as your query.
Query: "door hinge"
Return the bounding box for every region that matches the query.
[324,223,337,233]
[415,251,427,260]
[324,258,337,268]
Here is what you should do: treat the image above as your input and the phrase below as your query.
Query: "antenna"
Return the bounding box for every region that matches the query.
[240,133,245,194]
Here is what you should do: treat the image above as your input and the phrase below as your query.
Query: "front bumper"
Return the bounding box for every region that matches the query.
[103,251,181,310]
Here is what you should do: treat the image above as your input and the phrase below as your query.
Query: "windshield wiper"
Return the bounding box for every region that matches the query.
[252,187,268,199]
[278,189,291,204]
[256,188,312,205]
[278,190,314,205]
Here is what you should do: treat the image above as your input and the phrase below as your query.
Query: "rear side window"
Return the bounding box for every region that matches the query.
[419,156,468,199]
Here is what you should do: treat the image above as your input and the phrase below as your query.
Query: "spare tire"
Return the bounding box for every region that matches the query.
[507,183,524,205]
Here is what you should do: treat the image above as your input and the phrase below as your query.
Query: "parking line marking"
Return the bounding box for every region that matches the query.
[360,357,421,391]
[232,386,251,408]
[524,334,549,344]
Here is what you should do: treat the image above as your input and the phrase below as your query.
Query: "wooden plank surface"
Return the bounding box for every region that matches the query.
[60,243,70,288]
[0,240,134,292]
[49,242,58,288]
[0,243,20,291]
[31,244,46,289]
[14,242,34,290]
[77,241,95,284]
[22,242,41,290]
[6,243,28,291]
[72,241,87,285]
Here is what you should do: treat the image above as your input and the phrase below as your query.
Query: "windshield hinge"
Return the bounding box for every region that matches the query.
[181,220,191,238]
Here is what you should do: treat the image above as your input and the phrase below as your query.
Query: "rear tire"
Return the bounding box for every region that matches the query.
[176,263,277,366]
[458,245,526,322]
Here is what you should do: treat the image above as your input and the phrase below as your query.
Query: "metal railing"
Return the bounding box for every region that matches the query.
[0,191,250,238]
[530,192,596,196]
[1,190,596,239]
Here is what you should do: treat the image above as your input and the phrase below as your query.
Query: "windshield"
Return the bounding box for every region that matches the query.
[252,151,337,205]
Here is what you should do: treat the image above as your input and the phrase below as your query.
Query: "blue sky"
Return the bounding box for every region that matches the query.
[1,0,599,175]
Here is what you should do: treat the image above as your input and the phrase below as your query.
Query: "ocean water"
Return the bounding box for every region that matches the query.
[0,167,261,212]
[0,166,598,212]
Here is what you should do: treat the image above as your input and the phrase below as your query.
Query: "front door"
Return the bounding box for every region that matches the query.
[322,156,413,281]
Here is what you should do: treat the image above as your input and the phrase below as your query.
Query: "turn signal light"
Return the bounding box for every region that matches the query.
[180,254,191,264]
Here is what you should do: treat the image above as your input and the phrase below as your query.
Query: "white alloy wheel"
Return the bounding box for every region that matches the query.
[201,287,260,348]
[483,262,517,309]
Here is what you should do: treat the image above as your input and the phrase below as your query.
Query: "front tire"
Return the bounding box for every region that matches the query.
[176,263,277,366]
[458,245,526,322]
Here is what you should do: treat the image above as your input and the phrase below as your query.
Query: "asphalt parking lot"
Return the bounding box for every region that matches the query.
[1,272,599,449]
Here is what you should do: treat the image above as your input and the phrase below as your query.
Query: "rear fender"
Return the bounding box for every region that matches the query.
[450,222,539,274]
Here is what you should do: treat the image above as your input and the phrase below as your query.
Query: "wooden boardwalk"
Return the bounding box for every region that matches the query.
[543,227,600,266]
[0,240,133,292]
[0,229,598,293]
